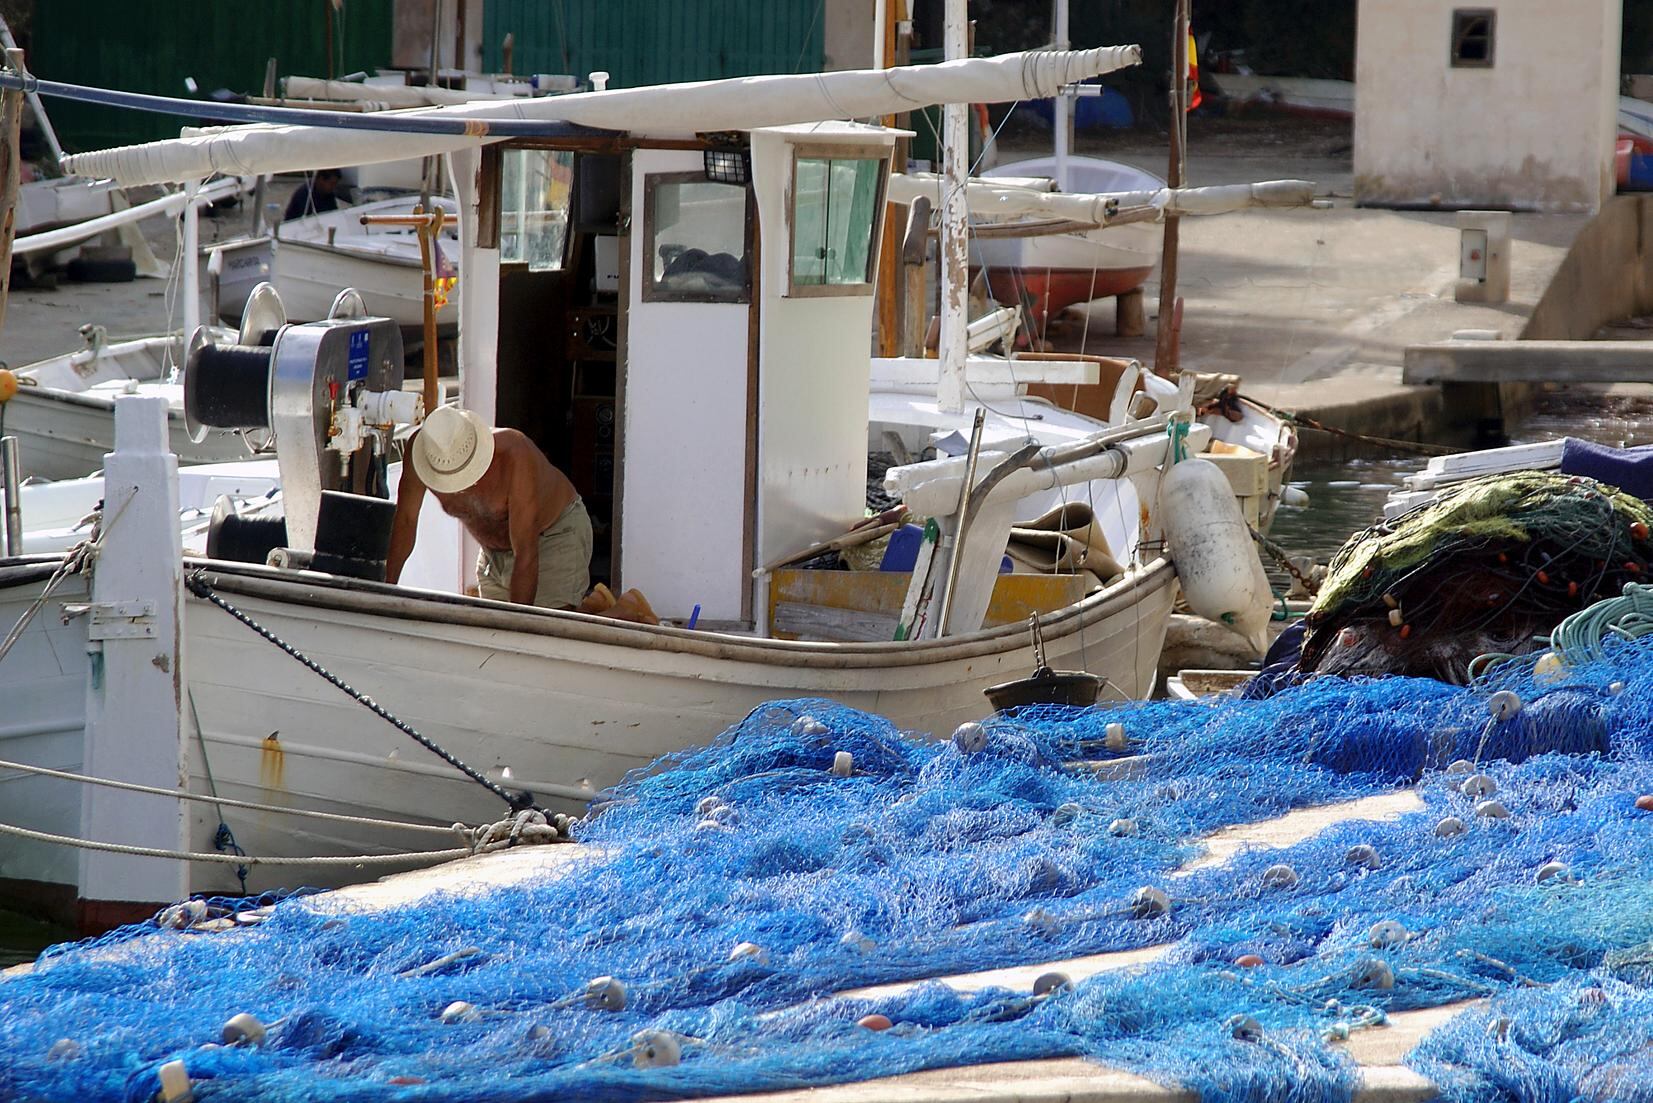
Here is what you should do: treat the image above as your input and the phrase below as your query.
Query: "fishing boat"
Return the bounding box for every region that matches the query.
[971,155,1165,327]
[273,193,462,330]
[0,44,1287,932]
[4,329,256,480]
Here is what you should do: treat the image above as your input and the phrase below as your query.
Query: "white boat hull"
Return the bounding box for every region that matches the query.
[273,239,457,330]
[5,388,255,481]
[0,555,1176,920]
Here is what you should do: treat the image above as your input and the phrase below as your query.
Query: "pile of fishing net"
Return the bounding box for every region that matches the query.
[1299,471,1653,682]
[6,644,1653,1102]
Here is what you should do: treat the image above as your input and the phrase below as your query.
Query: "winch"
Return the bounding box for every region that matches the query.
[185,283,424,580]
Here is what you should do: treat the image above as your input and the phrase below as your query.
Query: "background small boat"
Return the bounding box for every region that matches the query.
[273,194,460,331]
[971,155,1164,327]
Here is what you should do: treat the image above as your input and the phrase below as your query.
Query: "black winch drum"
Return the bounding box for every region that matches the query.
[312,491,398,581]
[205,496,287,566]
[185,343,272,430]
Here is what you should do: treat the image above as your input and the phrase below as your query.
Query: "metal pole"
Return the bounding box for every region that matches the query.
[1052,0,1071,191]
[934,409,986,638]
[2,435,22,555]
[1152,0,1189,377]
[181,181,200,342]
[938,0,970,415]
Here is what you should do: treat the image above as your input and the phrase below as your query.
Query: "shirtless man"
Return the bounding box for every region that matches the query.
[386,405,591,609]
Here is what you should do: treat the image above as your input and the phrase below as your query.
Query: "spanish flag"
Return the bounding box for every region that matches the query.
[1187,31,1203,112]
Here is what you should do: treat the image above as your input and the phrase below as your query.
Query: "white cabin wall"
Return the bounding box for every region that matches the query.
[452,147,495,591]
[1353,0,1622,211]
[618,149,752,622]
[749,127,892,589]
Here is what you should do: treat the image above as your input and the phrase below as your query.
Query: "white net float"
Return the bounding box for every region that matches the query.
[1033,971,1072,996]
[790,716,829,739]
[631,1029,682,1069]
[952,722,988,755]
[1262,864,1299,889]
[830,751,855,777]
[1351,958,1395,991]
[1226,1014,1264,1042]
[729,941,769,966]
[1535,861,1575,884]
[1051,802,1083,827]
[1459,773,1498,799]
[840,930,876,953]
[1367,920,1409,948]
[1130,886,1171,919]
[1023,906,1060,933]
[220,1013,266,1047]
[1475,799,1511,820]
[695,796,725,817]
[583,976,628,1012]
[1108,818,1139,838]
[439,1001,476,1024]
[1345,844,1382,870]
[1434,816,1468,838]
[1105,722,1128,753]
[1445,760,1475,776]
[1488,690,1523,721]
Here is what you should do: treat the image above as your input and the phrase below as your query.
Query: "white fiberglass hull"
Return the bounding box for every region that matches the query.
[0,555,1175,919]
[4,387,255,481]
[273,239,457,330]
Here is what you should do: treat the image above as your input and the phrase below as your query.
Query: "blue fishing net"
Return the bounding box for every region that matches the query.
[7,642,1653,1103]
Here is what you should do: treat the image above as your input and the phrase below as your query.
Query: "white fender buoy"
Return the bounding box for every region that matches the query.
[1368,920,1409,948]
[1161,457,1273,653]
[631,1030,682,1069]
[221,1013,266,1046]
[831,751,855,777]
[952,722,988,754]
[583,976,628,1012]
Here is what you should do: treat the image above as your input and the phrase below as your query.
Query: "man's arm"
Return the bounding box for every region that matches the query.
[385,453,426,585]
[505,449,542,606]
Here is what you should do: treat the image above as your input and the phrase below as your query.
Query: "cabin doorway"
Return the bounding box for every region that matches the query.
[491,147,625,586]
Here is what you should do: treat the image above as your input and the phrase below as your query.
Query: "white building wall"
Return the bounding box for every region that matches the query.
[1354,0,1622,211]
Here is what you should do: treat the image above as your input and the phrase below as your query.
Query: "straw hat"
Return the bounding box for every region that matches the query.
[411,406,495,493]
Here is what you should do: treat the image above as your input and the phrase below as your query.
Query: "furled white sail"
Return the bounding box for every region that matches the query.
[63,47,1141,187]
[886,174,1317,226]
[281,77,519,108]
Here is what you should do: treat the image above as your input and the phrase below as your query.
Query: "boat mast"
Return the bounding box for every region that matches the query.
[1052,0,1071,192]
[1152,0,1190,376]
[937,0,970,414]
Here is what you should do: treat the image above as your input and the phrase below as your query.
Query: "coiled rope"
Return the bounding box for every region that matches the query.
[184,571,536,814]
[1550,582,1653,665]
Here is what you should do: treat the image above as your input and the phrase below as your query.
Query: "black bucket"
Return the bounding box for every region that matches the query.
[983,665,1104,712]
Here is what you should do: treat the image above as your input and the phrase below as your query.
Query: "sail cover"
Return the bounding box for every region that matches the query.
[62,47,1141,187]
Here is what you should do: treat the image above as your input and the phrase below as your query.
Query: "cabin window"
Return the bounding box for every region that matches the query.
[500,148,574,271]
[1450,9,1495,68]
[788,150,887,297]
[641,173,751,303]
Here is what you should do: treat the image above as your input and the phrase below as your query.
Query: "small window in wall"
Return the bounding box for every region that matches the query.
[642,173,751,303]
[500,148,575,271]
[1451,9,1495,68]
[789,150,887,296]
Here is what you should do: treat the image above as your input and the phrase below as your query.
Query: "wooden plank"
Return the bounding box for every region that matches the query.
[768,569,1089,642]
[1404,340,1653,384]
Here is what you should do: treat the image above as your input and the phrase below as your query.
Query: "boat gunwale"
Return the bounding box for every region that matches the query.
[185,555,1176,669]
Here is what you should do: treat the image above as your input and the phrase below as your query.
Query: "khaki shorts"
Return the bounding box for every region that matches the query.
[476,498,593,608]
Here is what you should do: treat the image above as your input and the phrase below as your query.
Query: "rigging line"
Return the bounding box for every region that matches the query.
[184,571,536,814]
[0,818,470,867]
[0,753,464,837]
